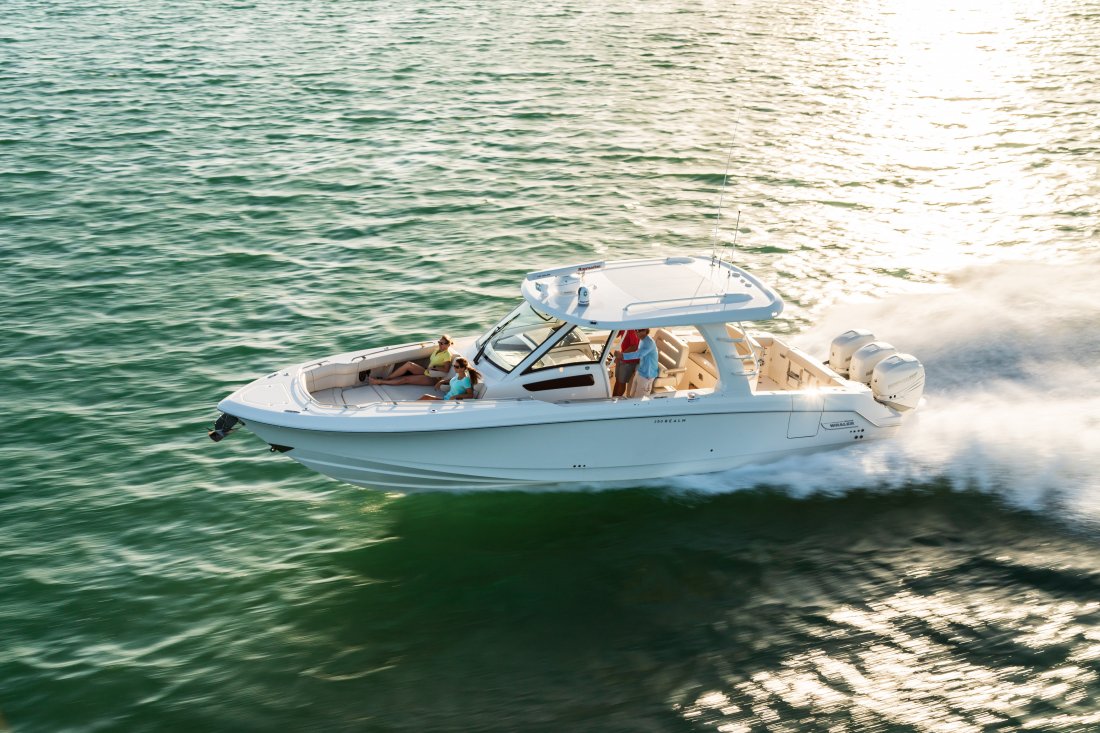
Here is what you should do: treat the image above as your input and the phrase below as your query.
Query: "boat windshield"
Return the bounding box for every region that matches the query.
[476,303,569,373]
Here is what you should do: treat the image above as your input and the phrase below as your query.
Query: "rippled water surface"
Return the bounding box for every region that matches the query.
[3,0,1099,730]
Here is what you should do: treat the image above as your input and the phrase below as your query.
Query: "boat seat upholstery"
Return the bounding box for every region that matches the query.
[304,362,362,392]
[305,349,463,394]
[302,352,493,402]
[652,328,690,390]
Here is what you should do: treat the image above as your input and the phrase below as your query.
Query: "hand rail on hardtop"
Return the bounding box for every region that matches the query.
[622,294,727,313]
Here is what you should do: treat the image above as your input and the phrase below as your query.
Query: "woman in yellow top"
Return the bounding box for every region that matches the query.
[369,335,454,387]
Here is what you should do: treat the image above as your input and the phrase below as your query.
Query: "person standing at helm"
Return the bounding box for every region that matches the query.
[612,329,641,397]
[621,328,658,398]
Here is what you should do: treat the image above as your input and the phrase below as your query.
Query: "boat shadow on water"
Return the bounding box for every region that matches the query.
[287,484,1100,730]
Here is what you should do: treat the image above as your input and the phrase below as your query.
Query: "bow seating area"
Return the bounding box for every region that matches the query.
[302,345,455,405]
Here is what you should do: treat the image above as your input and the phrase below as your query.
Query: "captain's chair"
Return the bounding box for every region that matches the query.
[651,328,690,391]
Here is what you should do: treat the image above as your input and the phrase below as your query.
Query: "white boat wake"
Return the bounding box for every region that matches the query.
[667,255,1100,524]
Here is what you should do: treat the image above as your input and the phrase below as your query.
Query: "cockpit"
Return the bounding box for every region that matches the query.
[475,304,613,374]
[467,303,614,401]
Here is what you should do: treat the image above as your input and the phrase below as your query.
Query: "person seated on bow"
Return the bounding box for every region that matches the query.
[370,335,453,386]
[418,357,481,401]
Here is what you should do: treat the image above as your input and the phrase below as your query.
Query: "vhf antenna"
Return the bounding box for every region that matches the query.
[730,209,742,256]
[723,209,742,291]
[710,108,742,266]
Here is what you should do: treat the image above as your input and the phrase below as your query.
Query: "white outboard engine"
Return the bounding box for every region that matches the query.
[828,329,876,377]
[871,354,925,411]
[848,341,898,385]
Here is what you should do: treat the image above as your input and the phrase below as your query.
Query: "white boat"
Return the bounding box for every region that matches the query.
[211,257,925,490]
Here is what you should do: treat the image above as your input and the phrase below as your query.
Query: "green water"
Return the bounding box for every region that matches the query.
[3,0,1100,730]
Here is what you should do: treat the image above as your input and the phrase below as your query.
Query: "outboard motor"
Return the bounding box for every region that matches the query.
[828,329,875,377]
[871,354,925,411]
[208,413,239,442]
[848,341,898,385]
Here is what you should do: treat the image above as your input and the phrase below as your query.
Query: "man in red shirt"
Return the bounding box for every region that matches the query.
[612,329,641,397]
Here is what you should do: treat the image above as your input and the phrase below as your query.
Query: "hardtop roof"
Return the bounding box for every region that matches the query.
[520,256,784,329]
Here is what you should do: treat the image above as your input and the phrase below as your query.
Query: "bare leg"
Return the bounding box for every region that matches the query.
[390,361,425,378]
[373,373,436,387]
[417,394,443,401]
[370,361,425,385]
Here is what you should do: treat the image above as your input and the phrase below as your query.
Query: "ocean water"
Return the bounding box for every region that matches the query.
[3,0,1100,730]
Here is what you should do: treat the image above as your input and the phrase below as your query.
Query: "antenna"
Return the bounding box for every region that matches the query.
[710,108,742,264]
[723,210,742,291]
[729,209,741,259]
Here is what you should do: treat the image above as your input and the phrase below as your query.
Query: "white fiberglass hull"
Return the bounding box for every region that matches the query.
[233,407,897,491]
[213,256,924,490]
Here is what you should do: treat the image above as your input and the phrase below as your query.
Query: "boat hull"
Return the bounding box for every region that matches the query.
[236,408,896,491]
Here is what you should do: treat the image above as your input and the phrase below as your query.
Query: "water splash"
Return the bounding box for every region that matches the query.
[672,255,1100,523]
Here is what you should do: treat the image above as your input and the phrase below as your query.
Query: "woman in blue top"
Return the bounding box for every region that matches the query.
[418,357,482,401]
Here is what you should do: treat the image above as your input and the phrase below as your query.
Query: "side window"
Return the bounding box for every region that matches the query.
[531,326,613,371]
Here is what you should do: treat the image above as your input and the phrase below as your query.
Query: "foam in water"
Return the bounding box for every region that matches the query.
[670,256,1100,523]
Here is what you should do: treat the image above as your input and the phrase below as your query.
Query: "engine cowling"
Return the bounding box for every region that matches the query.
[849,341,897,385]
[828,329,875,377]
[871,354,925,411]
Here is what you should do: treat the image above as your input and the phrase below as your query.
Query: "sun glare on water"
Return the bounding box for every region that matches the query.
[823,0,1065,275]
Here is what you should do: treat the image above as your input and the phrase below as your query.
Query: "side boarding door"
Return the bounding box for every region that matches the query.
[787,392,823,438]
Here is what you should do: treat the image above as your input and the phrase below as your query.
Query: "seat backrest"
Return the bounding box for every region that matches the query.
[437,353,462,378]
[652,329,690,374]
[304,362,359,392]
[472,381,487,399]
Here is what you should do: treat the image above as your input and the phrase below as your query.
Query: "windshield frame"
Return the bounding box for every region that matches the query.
[476,303,568,374]
[522,325,615,376]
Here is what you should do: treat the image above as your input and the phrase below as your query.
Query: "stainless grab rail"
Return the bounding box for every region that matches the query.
[622,294,725,312]
[350,340,432,363]
[722,323,762,378]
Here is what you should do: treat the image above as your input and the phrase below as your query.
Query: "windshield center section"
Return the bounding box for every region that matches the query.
[477,304,569,373]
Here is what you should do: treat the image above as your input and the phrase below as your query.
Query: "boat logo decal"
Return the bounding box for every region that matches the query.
[823,419,855,429]
[653,418,687,424]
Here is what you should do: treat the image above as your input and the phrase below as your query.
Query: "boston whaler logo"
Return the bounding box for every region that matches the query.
[653,418,687,424]
[823,419,855,430]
